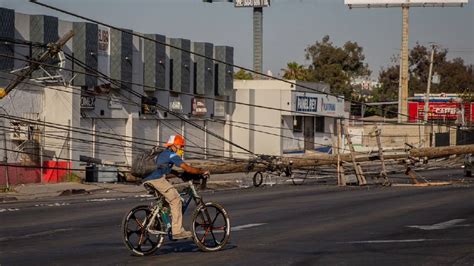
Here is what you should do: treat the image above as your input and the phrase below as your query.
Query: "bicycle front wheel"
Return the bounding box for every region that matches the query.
[192,202,231,252]
[122,205,164,256]
[253,171,264,187]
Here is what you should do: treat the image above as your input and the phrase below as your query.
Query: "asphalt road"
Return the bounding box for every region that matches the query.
[1,169,473,265]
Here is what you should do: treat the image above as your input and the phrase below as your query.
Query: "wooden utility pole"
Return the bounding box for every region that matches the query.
[337,119,346,186]
[190,144,474,175]
[343,123,366,185]
[0,30,74,98]
[375,127,390,185]
[399,5,410,123]
[346,1,466,122]
[424,44,436,122]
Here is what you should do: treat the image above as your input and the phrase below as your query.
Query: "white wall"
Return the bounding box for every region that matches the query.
[232,80,347,156]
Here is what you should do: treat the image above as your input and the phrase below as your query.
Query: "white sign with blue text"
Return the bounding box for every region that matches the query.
[296,96,318,113]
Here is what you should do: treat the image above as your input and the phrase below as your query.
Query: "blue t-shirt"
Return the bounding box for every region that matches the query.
[143,149,184,181]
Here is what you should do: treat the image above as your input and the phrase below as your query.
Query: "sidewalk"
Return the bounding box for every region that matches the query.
[0,172,253,203]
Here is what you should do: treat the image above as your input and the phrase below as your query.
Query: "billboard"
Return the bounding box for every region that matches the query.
[408,102,472,122]
[235,0,270,8]
[344,0,468,7]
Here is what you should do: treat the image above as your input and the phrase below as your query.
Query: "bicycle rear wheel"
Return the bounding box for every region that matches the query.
[253,171,264,187]
[122,205,164,256]
[192,202,231,252]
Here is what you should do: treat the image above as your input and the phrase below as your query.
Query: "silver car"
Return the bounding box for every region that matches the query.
[465,154,472,177]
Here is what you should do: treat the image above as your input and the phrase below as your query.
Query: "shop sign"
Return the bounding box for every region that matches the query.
[98,26,110,55]
[321,97,336,114]
[296,96,318,113]
[108,95,122,109]
[169,97,183,112]
[81,95,95,109]
[214,101,225,117]
[192,98,207,116]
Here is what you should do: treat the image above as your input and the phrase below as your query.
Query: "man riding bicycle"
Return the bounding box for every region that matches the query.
[143,134,209,240]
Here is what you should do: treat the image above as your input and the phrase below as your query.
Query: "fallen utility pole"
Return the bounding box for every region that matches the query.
[410,145,474,159]
[190,144,474,175]
[0,30,74,99]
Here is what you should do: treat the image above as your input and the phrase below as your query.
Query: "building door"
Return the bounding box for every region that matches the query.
[304,116,314,151]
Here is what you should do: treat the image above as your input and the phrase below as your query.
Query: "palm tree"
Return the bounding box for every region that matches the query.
[281,62,309,81]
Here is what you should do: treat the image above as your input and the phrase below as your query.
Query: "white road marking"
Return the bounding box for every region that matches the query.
[34,202,69,207]
[86,198,126,202]
[407,219,468,230]
[134,194,153,198]
[0,208,20,213]
[0,228,73,242]
[233,223,267,231]
[195,223,266,234]
[342,239,444,244]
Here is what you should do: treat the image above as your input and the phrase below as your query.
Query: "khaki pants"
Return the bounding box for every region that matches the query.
[144,178,184,235]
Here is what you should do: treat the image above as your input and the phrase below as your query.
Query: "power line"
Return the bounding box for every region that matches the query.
[0,75,255,158]
[23,1,445,126]
[3,52,458,131]
[2,38,460,161]
[0,55,432,158]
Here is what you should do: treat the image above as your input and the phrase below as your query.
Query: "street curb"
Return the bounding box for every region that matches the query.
[0,180,243,203]
[0,196,18,203]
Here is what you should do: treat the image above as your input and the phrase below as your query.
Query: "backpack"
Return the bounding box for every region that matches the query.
[130,146,164,178]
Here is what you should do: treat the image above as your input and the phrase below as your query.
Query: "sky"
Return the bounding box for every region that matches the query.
[1,0,473,79]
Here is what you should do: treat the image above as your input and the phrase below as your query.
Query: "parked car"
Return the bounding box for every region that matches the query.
[465,154,472,177]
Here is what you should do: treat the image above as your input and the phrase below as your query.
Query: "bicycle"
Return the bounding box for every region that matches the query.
[290,165,322,185]
[246,155,294,187]
[122,173,231,256]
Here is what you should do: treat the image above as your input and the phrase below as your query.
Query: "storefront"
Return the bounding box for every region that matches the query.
[283,91,346,154]
[231,80,348,158]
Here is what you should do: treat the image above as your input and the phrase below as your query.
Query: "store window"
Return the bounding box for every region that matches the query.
[315,116,325,133]
[293,116,303,133]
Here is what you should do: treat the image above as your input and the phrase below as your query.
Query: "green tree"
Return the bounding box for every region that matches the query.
[234,69,253,80]
[379,43,474,97]
[305,35,371,99]
[281,62,309,80]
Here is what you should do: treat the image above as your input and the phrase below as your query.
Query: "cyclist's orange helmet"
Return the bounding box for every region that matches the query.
[164,134,185,147]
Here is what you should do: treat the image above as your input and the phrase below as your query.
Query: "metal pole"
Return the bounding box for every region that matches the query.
[424,44,436,123]
[68,119,72,177]
[40,117,45,183]
[399,6,409,123]
[253,7,263,78]
[204,120,208,160]
[3,125,9,189]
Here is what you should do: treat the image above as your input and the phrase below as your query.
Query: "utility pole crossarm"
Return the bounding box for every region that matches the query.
[0,30,74,99]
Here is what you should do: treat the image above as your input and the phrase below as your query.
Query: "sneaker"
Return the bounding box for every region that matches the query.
[173,230,192,240]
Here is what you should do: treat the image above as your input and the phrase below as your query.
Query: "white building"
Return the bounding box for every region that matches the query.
[226,80,348,158]
[0,8,233,184]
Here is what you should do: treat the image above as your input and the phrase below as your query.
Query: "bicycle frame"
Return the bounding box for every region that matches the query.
[145,181,209,240]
